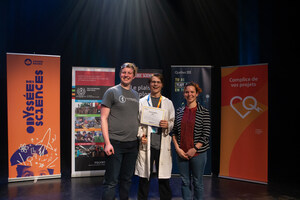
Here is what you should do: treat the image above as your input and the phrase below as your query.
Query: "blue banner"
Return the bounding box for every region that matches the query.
[171,66,212,175]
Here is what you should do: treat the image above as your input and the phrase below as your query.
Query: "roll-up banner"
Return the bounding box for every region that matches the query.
[131,69,163,98]
[220,64,268,184]
[7,53,61,182]
[71,67,115,177]
[171,65,212,175]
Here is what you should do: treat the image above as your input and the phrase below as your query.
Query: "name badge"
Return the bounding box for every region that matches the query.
[151,126,158,133]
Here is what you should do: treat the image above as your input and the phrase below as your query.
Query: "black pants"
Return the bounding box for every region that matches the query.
[137,148,172,200]
[102,140,138,200]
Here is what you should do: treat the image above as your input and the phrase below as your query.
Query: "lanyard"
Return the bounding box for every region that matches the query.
[147,94,162,108]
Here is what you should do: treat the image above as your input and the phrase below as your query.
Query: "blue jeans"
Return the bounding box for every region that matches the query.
[177,151,207,200]
[102,139,138,200]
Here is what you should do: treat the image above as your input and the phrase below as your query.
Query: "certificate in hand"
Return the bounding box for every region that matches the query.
[140,106,165,127]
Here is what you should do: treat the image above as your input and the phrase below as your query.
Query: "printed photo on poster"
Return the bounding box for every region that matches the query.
[74,101,105,171]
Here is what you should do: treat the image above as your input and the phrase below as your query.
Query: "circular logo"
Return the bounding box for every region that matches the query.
[26,126,34,134]
[24,58,32,66]
[119,95,126,103]
[77,88,86,97]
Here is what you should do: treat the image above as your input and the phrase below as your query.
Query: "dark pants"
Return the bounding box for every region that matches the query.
[102,139,138,200]
[137,148,172,200]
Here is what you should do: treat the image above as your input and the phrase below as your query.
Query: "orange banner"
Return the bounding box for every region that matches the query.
[220,64,268,183]
[7,53,61,181]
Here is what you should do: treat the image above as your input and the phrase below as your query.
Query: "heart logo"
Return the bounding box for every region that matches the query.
[230,96,262,119]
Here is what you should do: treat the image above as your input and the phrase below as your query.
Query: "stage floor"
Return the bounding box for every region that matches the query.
[1,175,299,199]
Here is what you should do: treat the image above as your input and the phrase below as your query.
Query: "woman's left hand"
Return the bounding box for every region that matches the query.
[159,120,168,129]
[186,148,197,158]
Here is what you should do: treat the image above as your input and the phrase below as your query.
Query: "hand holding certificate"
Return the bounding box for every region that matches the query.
[140,106,165,127]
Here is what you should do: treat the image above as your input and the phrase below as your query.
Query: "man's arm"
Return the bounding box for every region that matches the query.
[101,106,114,155]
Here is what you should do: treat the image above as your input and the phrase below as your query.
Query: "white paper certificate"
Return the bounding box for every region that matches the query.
[140,106,165,127]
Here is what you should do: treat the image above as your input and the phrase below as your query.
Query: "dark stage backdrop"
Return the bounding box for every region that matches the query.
[1,0,299,185]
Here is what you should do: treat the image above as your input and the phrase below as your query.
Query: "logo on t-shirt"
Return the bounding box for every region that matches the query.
[119,95,126,103]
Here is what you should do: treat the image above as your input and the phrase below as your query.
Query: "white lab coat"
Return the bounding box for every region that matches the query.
[135,95,175,179]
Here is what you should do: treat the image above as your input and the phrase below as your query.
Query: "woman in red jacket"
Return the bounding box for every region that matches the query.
[172,82,211,200]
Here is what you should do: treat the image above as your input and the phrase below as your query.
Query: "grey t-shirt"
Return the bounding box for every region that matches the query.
[150,96,162,150]
[101,84,139,142]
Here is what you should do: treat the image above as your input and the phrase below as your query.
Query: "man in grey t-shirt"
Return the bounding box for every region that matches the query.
[101,63,139,200]
[102,84,139,142]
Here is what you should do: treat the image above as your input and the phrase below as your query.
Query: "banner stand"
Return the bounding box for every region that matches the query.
[7,53,61,182]
[220,64,268,184]
[71,67,115,178]
[171,65,212,175]
[8,175,61,183]
[218,176,268,185]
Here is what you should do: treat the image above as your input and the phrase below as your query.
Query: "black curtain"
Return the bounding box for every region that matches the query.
[1,0,299,184]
